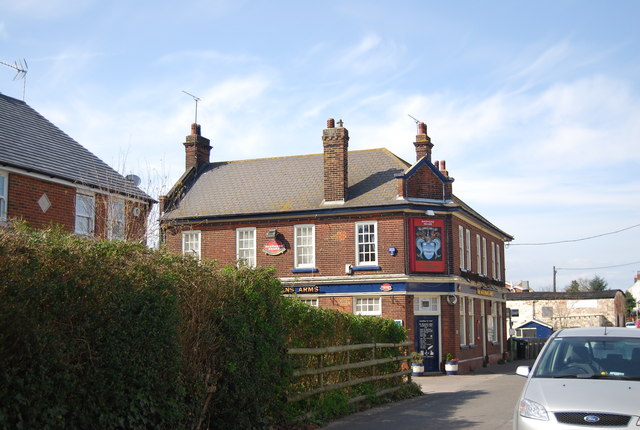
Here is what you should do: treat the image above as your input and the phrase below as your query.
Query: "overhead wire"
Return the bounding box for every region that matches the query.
[556,260,640,271]
[507,223,640,246]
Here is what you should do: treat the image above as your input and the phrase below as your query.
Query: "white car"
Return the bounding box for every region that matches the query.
[513,327,640,429]
[626,321,638,328]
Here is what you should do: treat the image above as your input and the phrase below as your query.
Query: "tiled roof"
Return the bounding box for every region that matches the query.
[163,148,410,219]
[507,290,623,301]
[0,93,152,201]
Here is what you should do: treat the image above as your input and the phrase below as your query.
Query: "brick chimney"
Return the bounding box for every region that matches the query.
[184,123,211,171]
[414,121,433,161]
[322,118,349,204]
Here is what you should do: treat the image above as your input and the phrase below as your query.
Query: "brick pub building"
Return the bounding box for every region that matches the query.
[0,93,153,241]
[160,118,513,373]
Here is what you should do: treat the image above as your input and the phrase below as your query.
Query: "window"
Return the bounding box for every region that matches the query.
[458,225,464,270]
[236,227,256,267]
[354,297,381,315]
[0,171,7,221]
[468,298,475,345]
[460,297,467,346]
[355,221,377,265]
[476,234,481,273]
[517,328,537,338]
[299,298,318,307]
[108,198,126,240]
[75,193,95,235]
[496,243,502,280]
[182,231,201,259]
[294,224,315,268]
[415,296,439,313]
[413,296,440,315]
[465,229,472,271]
[488,301,498,342]
[482,237,488,276]
[491,241,496,278]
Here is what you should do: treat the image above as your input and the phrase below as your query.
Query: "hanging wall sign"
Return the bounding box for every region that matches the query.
[409,218,446,273]
[263,239,286,255]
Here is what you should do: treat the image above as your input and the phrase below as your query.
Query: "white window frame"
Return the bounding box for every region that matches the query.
[465,229,472,271]
[414,296,439,314]
[354,297,381,316]
[482,237,488,276]
[0,171,7,221]
[476,234,481,274]
[458,225,464,270]
[491,241,496,279]
[236,227,257,267]
[460,297,467,346]
[488,301,498,342]
[294,224,315,268]
[108,197,126,240]
[182,230,201,260]
[355,221,377,266]
[298,298,319,307]
[496,243,502,280]
[75,192,95,235]
[468,298,475,345]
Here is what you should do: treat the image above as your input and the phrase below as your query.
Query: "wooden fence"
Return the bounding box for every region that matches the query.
[287,341,413,404]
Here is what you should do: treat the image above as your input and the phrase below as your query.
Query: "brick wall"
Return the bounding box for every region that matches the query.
[5,171,149,241]
[164,213,407,276]
[7,173,76,231]
[452,218,505,283]
[406,168,445,201]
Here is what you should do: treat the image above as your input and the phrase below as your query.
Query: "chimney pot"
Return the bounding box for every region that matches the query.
[441,160,446,171]
[435,160,440,170]
[327,118,335,128]
[418,121,427,135]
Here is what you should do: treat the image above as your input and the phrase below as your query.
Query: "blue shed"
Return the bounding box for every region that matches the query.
[515,320,553,338]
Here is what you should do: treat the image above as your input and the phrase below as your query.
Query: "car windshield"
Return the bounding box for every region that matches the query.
[533,335,640,379]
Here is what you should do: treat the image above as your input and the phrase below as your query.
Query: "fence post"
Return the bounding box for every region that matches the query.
[372,344,377,378]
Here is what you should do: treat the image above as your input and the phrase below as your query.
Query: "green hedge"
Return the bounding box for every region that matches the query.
[0,225,412,429]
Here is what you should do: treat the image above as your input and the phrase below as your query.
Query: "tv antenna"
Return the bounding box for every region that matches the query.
[182,90,201,124]
[408,114,422,124]
[1,58,28,100]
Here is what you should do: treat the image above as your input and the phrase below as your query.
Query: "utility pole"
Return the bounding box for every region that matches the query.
[553,266,557,292]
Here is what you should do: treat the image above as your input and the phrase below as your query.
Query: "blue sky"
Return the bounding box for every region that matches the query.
[1,0,639,292]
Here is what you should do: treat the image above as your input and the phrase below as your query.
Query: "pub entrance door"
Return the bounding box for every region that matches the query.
[414,316,440,372]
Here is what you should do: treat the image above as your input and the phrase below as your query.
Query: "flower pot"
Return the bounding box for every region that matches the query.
[444,361,459,375]
[411,363,425,376]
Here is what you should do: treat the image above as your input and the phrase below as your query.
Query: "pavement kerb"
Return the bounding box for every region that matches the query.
[411,359,535,394]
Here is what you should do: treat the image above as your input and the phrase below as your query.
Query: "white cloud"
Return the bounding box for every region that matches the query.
[331,33,405,76]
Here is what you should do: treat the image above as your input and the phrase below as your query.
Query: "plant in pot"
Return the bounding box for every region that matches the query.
[444,352,459,375]
[411,351,425,376]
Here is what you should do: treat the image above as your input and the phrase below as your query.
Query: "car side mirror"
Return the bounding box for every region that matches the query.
[516,366,530,377]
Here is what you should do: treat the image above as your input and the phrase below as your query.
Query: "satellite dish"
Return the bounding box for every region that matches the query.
[446,295,458,305]
[125,174,141,187]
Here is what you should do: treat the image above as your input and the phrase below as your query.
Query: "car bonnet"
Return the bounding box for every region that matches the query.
[523,377,640,416]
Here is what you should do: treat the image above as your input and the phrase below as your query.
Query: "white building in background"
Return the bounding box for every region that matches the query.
[627,272,640,311]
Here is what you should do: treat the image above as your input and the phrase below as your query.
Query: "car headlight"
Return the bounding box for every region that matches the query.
[518,398,549,421]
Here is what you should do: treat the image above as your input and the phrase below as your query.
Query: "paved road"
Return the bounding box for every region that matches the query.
[323,360,534,430]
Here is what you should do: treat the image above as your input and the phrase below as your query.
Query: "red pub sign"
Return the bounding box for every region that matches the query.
[263,239,286,256]
[409,218,445,273]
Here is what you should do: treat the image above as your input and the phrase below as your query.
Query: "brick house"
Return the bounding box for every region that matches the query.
[0,93,154,241]
[507,290,627,335]
[159,118,513,373]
